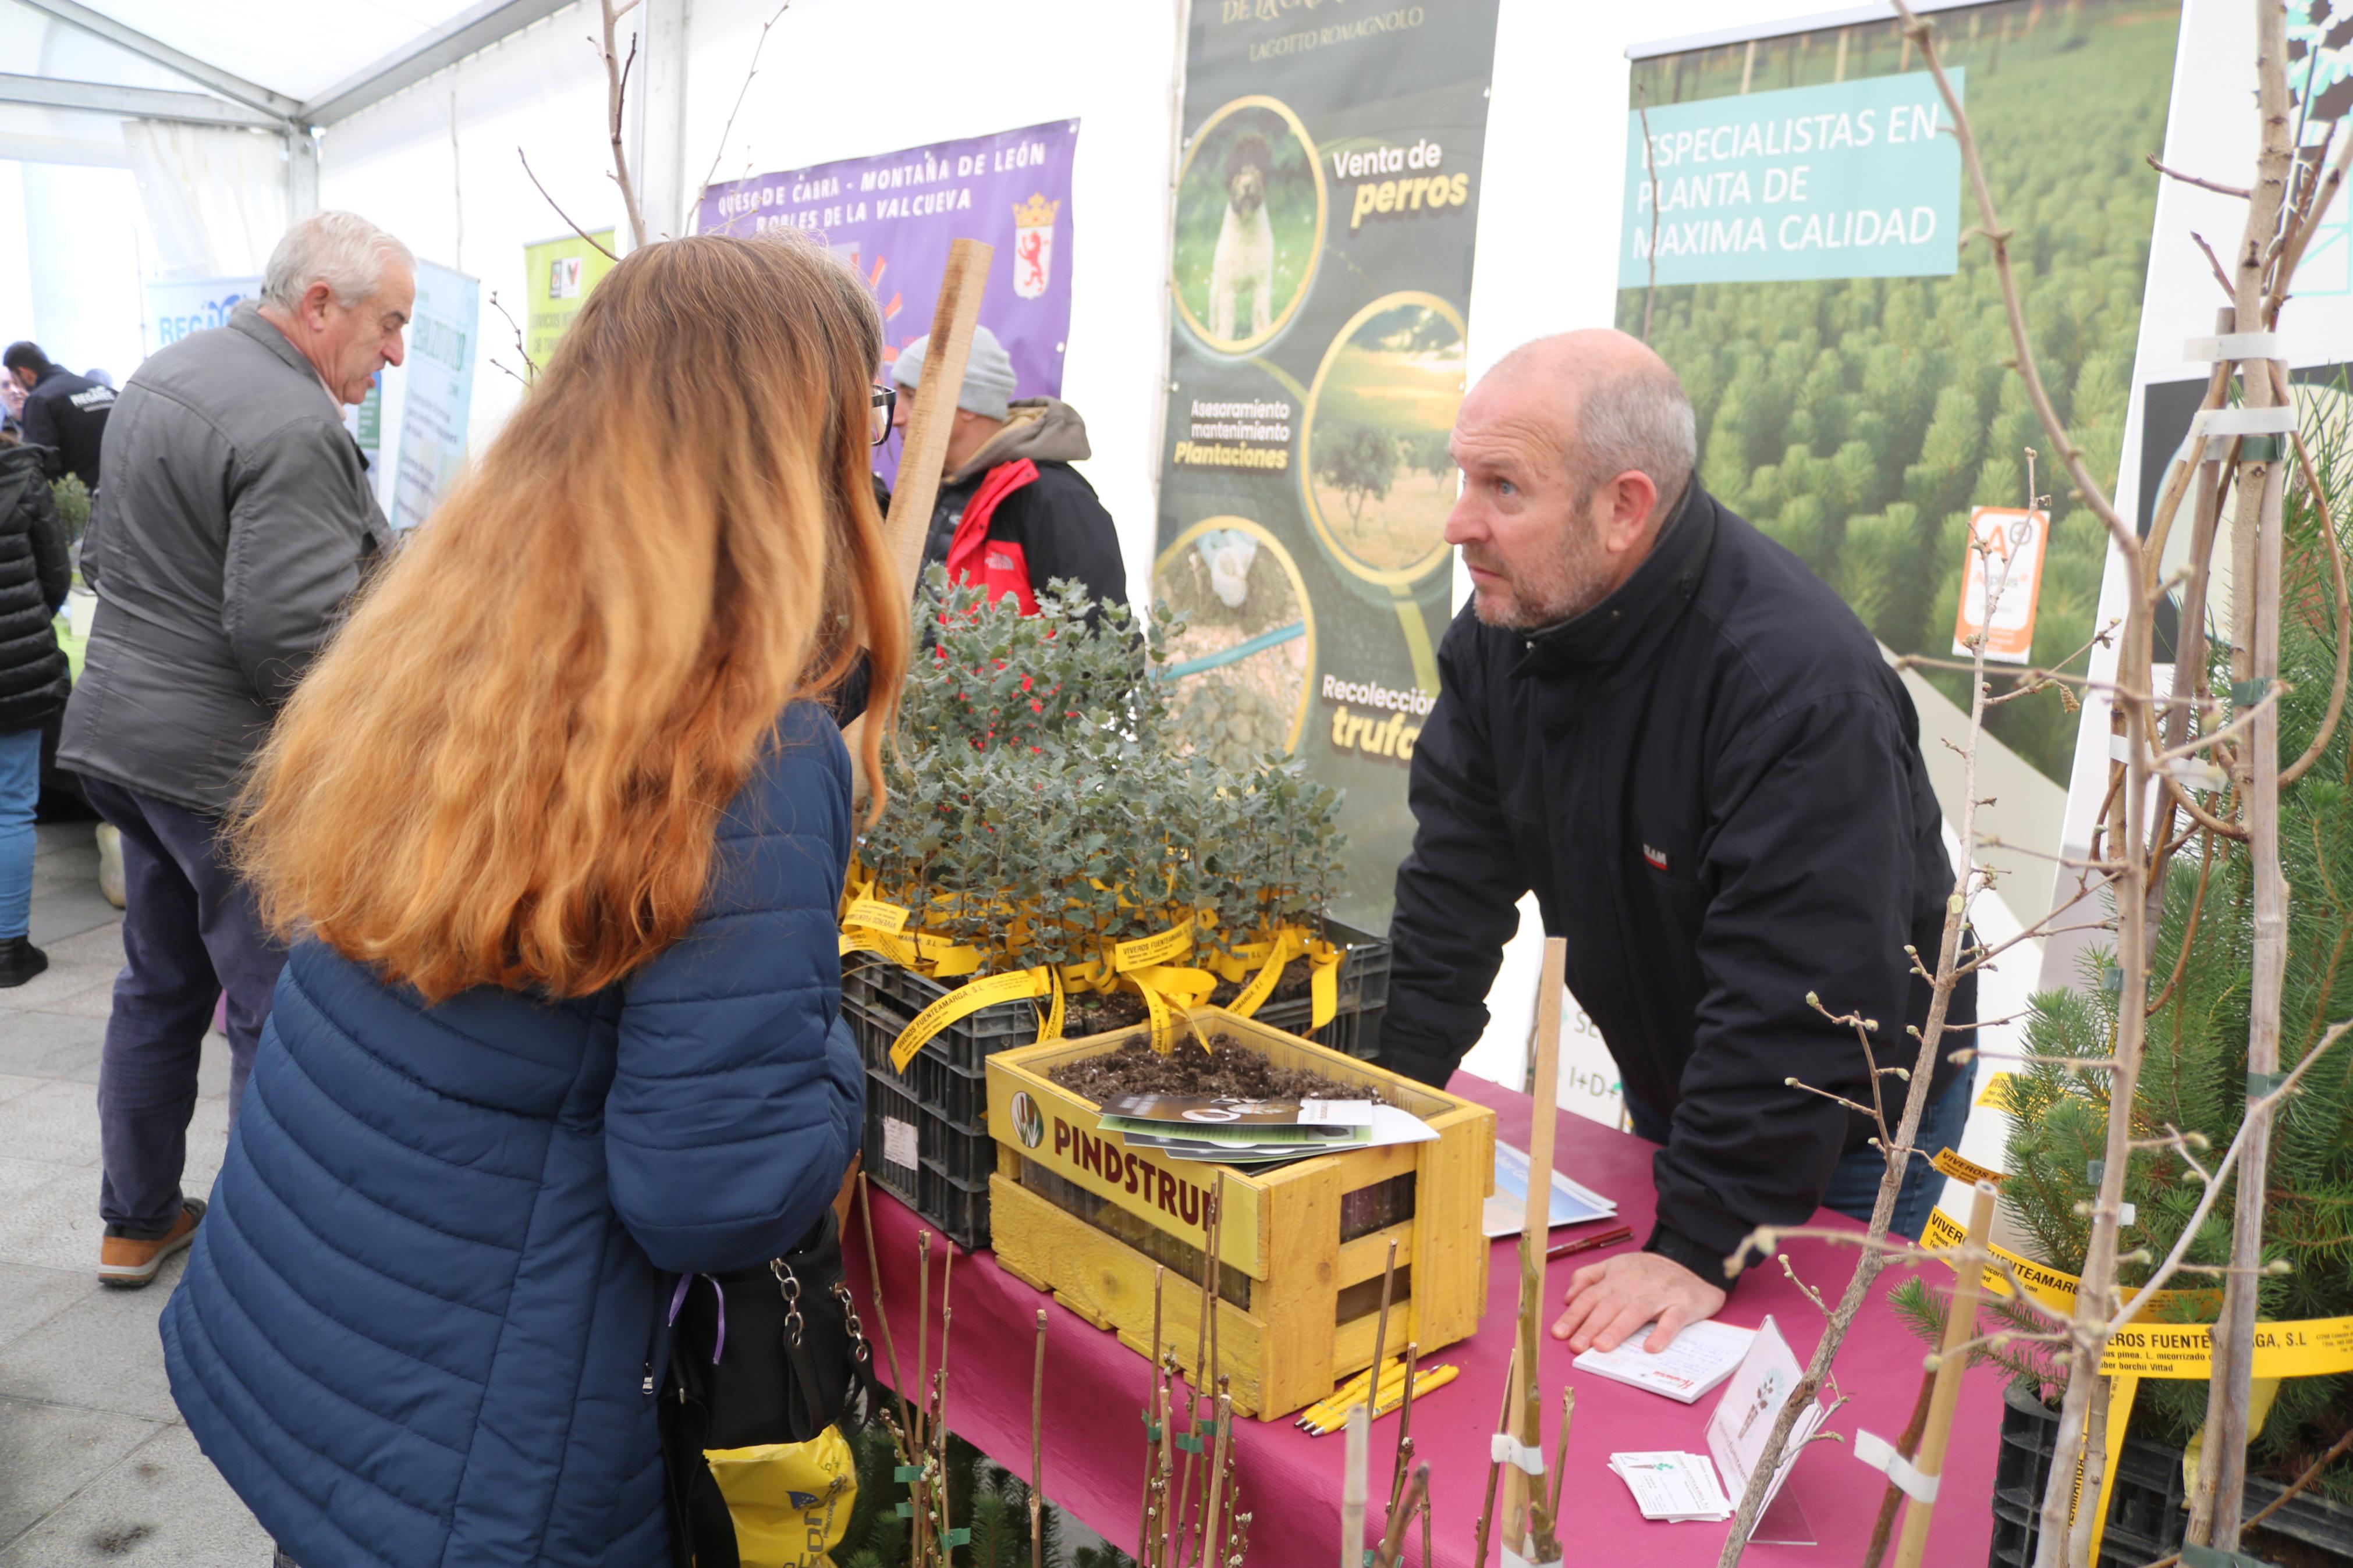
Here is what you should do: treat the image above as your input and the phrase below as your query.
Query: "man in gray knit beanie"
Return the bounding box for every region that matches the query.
[888,323,1126,617]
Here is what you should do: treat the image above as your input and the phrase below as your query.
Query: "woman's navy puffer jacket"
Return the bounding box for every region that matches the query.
[160,702,865,1567]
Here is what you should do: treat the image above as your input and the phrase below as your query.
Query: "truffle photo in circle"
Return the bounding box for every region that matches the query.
[1173,98,1325,354]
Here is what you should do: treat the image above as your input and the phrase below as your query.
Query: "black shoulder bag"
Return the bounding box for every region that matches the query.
[657,1207,871,1568]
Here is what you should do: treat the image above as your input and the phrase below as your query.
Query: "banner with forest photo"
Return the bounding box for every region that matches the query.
[1621,0,2183,925]
[1152,0,1500,929]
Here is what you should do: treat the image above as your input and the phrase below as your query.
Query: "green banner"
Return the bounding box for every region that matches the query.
[1621,70,1962,287]
[1152,0,1500,927]
[523,230,617,367]
[1622,1,2178,790]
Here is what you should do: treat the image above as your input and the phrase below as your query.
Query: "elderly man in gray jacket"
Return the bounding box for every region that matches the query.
[59,211,413,1288]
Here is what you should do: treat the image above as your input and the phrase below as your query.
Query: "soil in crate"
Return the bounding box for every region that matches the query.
[1047,1034,1385,1103]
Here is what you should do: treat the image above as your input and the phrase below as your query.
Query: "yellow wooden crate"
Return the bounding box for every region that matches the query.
[983,1009,1494,1419]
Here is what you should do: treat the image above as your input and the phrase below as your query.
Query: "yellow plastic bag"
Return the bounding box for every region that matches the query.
[704,1426,857,1568]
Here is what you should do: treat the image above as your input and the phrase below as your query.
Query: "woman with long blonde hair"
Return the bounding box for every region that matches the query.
[158,232,907,1568]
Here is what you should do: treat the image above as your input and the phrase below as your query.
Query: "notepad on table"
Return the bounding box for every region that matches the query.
[1571,1318,1755,1404]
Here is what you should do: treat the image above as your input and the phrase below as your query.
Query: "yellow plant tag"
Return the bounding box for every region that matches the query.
[1035,968,1063,1043]
[1921,1207,2216,1321]
[843,899,910,934]
[1139,977,1173,1054]
[889,968,1051,1072]
[2098,1315,2353,1380]
[840,927,917,969]
[912,933,983,978]
[1932,1147,2004,1186]
[1308,939,1342,1029]
[1113,912,1197,973]
[1229,927,1308,1019]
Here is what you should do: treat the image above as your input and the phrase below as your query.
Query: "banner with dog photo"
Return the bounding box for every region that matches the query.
[1153,0,1500,927]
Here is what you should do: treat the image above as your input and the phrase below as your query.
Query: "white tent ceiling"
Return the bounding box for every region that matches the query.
[0,0,585,130]
[19,0,487,102]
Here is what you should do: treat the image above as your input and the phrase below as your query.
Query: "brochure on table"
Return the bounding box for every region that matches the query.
[1482,1140,1618,1236]
[1705,1317,1823,1517]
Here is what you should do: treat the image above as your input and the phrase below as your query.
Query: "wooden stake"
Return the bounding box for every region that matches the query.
[1385,1340,1420,1520]
[1341,1403,1369,1568]
[1546,1385,1574,1523]
[881,238,996,593]
[1472,1346,1514,1568]
[1199,1388,1233,1568]
[1893,1180,1998,1568]
[1504,937,1568,1559]
[1365,1238,1399,1417]
[1031,1309,1048,1568]
[915,1231,932,1453]
[843,236,996,792]
[1864,1370,1937,1568]
[856,1175,915,1443]
[1141,1266,1165,1565]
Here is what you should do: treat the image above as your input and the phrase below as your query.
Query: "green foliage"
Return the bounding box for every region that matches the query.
[1989,386,2353,1492]
[1311,424,1398,527]
[1890,1275,2070,1395]
[48,475,89,545]
[1400,428,1453,478]
[1624,1,2180,781]
[860,571,1347,972]
[832,1420,1131,1568]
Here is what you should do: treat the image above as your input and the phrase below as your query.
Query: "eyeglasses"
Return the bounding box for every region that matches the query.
[869,383,897,446]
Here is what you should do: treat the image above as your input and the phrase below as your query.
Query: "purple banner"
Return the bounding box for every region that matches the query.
[697,120,1079,487]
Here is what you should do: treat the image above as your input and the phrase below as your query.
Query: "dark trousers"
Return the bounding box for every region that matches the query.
[81,777,286,1236]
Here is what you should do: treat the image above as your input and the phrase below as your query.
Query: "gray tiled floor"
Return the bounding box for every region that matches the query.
[0,822,268,1566]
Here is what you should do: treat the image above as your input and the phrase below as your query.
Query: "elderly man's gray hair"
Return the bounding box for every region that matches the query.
[261,211,414,312]
[1571,361,1697,521]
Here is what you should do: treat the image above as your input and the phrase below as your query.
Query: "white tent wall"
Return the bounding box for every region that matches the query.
[317,2,624,481]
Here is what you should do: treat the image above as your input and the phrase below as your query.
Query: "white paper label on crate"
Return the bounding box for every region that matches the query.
[1297,1098,1375,1125]
[883,1117,918,1169]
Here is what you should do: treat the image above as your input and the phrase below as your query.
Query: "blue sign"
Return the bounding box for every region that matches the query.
[1620,70,1964,287]
[391,259,481,532]
[145,276,260,353]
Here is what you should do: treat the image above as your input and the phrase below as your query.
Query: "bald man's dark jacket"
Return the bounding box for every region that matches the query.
[1380,485,1967,1289]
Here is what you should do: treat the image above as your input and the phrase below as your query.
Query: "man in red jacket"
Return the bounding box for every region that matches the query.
[890,325,1126,616]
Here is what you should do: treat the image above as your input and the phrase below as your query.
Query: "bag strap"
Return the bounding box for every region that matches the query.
[658,1364,743,1568]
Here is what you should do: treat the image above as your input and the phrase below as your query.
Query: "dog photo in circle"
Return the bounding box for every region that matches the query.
[1175,101,1321,351]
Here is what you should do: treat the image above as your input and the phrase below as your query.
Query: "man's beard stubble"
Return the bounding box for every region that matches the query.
[1467,508,1615,632]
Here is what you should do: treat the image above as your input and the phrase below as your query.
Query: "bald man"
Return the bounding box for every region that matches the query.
[1379,330,1974,1354]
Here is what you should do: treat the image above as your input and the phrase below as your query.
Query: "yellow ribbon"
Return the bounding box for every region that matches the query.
[888,967,1053,1073]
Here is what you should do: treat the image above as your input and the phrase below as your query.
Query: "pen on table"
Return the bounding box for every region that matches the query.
[1294,1358,1411,1430]
[1545,1225,1634,1262]
[1302,1364,1459,1435]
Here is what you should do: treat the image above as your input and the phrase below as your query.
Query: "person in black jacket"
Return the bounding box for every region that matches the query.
[1383,330,1973,1357]
[0,435,72,985]
[5,342,114,492]
[889,324,1126,614]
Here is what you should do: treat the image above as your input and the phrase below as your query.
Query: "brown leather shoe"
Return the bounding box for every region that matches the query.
[98,1198,205,1289]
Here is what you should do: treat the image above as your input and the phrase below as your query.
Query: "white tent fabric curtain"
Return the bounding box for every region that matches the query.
[121,121,287,279]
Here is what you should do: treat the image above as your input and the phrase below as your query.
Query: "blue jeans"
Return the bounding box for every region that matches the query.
[1626,1060,1978,1243]
[0,728,39,940]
